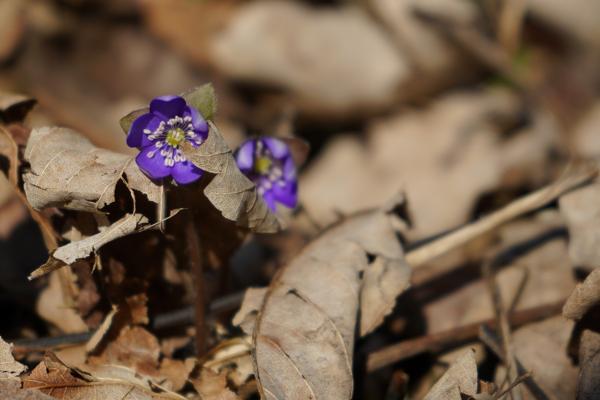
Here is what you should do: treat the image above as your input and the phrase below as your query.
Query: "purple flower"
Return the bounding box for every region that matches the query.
[235,137,298,212]
[126,95,208,185]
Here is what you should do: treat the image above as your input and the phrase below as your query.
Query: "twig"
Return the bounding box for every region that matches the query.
[497,0,527,55]
[495,372,532,400]
[405,166,597,268]
[479,325,556,400]
[482,259,522,400]
[185,218,207,356]
[366,300,564,372]
[12,291,244,354]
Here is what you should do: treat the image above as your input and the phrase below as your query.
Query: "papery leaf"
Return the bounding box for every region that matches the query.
[22,353,185,400]
[183,83,217,121]
[233,200,410,399]
[563,268,600,321]
[29,213,149,279]
[0,336,26,379]
[559,182,600,271]
[23,127,160,212]
[182,122,282,233]
[423,349,478,400]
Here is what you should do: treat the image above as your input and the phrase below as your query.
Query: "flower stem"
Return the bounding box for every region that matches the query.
[185,218,207,355]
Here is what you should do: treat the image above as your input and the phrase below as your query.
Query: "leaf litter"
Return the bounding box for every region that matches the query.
[3,1,600,399]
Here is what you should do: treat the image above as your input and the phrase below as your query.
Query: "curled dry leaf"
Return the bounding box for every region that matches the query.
[233,201,410,399]
[0,336,26,379]
[182,122,281,233]
[23,126,160,212]
[559,182,600,270]
[30,213,149,279]
[0,380,54,400]
[423,349,478,400]
[22,353,185,400]
[563,269,600,320]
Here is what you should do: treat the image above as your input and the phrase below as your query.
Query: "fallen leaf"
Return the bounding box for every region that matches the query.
[0,0,25,64]
[0,336,26,379]
[182,122,281,233]
[30,213,150,279]
[23,126,160,213]
[191,368,240,400]
[22,353,185,400]
[88,326,160,377]
[301,89,555,236]
[577,329,600,400]
[423,349,478,400]
[563,269,600,320]
[36,271,88,333]
[559,182,600,270]
[235,199,409,399]
[211,0,408,116]
[0,379,54,400]
[506,316,578,399]
[158,358,194,392]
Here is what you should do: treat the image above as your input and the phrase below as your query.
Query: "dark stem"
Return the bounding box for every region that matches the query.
[185,217,207,356]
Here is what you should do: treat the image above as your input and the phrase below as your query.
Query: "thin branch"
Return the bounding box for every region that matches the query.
[405,166,597,268]
[482,258,522,400]
[366,300,565,372]
[480,325,557,400]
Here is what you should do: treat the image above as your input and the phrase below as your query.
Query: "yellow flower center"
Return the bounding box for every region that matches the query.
[255,156,272,175]
[166,128,186,147]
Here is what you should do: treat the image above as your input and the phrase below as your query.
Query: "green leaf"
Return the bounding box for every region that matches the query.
[119,107,148,135]
[182,83,217,121]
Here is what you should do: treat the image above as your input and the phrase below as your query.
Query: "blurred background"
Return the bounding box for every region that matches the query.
[1,0,600,397]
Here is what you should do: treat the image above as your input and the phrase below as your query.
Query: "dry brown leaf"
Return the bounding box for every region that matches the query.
[301,89,555,236]
[22,353,185,400]
[88,326,160,377]
[0,336,26,379]
[235,201,409,399]
[0,379,54,400]
[191,369,240,400]
[0,0,25,64]
[30,213,149,279]
[424,349,478,400]
[506,316,578,399]
[23,126,160,212]
[424,212,575,333]
[85,306,118,354]
[559,183,600,270]
[36,271,88,333]
[182,122,281,233]
[563,269,600,320]
[211,0,407,116]
[577,329,600,400]
[158,358,194,392]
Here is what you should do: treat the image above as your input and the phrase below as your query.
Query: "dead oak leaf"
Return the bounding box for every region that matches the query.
[234,200,410,399]
[23,126,160,213]
[0,336,26,379]
[30,213,149,279]
[563,269,600,321]
[424,349,478,400]
[22,353,184,400]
